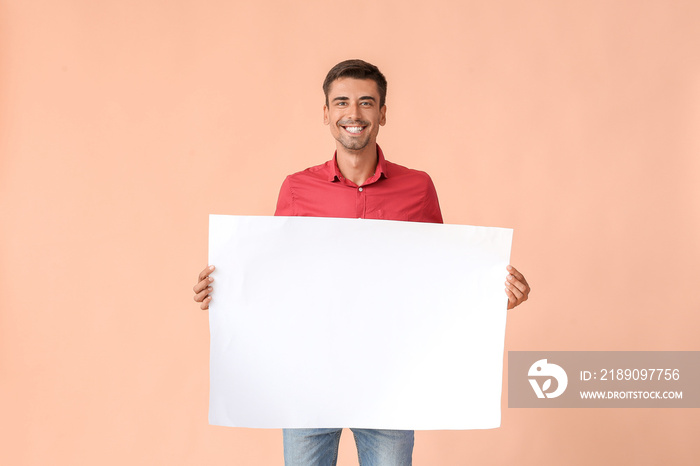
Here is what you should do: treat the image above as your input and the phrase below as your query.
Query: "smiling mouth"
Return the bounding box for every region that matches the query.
[341,125,366,134]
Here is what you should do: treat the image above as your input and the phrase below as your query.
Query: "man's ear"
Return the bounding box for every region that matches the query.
[323,105,329,125]
[379,105,387,126]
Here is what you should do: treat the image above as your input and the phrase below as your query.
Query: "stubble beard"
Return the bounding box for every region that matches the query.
[336,121,371,151]
[339,136,370,151]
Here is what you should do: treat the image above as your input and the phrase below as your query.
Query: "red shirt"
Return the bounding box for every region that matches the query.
[274,145,443,223]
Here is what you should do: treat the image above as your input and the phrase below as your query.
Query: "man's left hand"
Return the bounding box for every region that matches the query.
[505,265,530,310]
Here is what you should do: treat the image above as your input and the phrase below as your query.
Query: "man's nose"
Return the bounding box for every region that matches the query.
[346,102,361,119]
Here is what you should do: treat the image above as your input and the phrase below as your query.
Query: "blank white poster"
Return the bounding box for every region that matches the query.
[208,215,512,430]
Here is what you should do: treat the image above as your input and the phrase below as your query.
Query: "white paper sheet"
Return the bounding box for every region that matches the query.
[208,215,512,430]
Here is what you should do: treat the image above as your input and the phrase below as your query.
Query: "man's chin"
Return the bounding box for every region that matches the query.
[339,138,370,152]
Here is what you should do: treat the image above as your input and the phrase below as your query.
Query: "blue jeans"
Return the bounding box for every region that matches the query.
[283,428,414,466]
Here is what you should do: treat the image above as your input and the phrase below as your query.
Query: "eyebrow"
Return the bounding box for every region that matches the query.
[331,96,377,102]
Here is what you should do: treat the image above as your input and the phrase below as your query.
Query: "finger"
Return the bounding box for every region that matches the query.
[506,281,529,309]
[505,281,524,301]
[507,274,528,294]
[193,286,213,303]
[193,275,214,294]
[200,296,212,310]
[506,265,528,286]
[506,265,526,283]
[505,288,517,310]
[198,265,215,282]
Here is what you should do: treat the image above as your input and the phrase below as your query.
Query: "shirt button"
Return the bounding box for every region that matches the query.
[358,187,363,192]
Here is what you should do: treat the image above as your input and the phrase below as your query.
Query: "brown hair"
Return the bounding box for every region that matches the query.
[323,59,387,107]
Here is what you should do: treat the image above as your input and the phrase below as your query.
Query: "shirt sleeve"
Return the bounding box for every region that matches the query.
[274,176,294,216]
[424,174,444,224]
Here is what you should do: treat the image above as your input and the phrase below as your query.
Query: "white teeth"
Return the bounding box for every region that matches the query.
[345,126,364,133]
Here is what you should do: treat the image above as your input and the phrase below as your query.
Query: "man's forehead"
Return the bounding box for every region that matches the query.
[327,77,380,98]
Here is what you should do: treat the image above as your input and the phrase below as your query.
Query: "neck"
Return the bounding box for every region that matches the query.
[335,144,378,186]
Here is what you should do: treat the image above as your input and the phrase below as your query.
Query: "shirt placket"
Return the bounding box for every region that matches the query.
[356,186,366,218]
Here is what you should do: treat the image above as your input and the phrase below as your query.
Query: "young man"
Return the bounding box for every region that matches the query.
[194,59,530,465]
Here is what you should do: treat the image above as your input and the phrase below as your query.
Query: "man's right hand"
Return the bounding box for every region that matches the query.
[193,265,215,310]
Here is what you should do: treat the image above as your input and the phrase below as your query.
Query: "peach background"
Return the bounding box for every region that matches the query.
[1,1,699,465]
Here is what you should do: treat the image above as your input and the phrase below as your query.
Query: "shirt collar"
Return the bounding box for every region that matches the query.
[328,144,389,184]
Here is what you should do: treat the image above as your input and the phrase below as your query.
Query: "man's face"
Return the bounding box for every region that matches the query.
[324,78,386,152]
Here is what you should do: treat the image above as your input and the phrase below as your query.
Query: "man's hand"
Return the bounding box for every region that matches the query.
[193,265,215,310]
[505,265,530,310]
